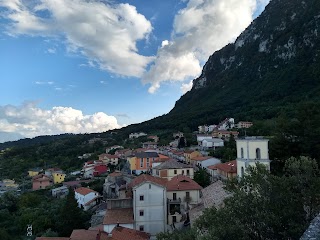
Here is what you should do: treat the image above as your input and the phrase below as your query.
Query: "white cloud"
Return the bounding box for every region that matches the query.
[47,48,56,54]
[0,102,122,139]
[1,0,154,77]
[142,0,270,93]
[34,81,54,85]
[180,80,193,94]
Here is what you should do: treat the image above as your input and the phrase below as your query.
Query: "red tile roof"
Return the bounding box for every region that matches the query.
[103,208,134,225]
[111,226,150,240]
[208,160,237,173]
[192,156,211,161]
[32,174,51,182]
[74,187,97,196]
[128,174,167,189]
[70,229,107,240]
[166,175,202,191]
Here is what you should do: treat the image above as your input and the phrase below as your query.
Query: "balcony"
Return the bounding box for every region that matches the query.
[167,197,181,204]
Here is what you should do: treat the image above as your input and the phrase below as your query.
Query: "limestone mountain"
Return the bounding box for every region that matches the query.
[167,0,320,129]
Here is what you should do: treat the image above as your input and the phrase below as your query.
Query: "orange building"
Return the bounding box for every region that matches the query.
[131,152,159,174]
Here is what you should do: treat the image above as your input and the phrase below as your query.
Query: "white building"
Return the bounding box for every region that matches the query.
[129,175,167,237]
[196,134,212,145]
[201,138,224,149]
[217,118,235,130]
[236,137,271,178]
[192,156,221,169]
[74,187,100,211]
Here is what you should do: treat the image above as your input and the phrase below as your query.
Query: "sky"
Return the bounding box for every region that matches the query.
[0,0,270,143]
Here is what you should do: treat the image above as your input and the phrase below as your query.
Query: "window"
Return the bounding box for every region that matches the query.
[187,170,190,175]
[140,158,144,168]
[139,210,144,216]
[241,148,244,158]
[139,225,144,231]
[186,192,190,198]
[182,170,184,175]
[149,184,151,189]
[256,148,261,160]
[146,158,150,168]
[241,167,245,177]
[140,195,144,201]
[173,193,177,200]
[174,170,177,174]
[172,216,177,223]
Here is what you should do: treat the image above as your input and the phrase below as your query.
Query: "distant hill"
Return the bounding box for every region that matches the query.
[1,0,320,152]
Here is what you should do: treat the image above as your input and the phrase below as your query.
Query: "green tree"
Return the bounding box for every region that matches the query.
[57,190,90,237]
[194,168,211,188]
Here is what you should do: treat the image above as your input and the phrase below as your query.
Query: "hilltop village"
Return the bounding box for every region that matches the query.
[1,118,271,239]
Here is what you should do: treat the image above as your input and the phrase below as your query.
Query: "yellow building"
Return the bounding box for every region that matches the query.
[28,168,42,177]
[127,156,137,173]
[2,179,19,188]
[184,151,201,164]
[52,172,66,184]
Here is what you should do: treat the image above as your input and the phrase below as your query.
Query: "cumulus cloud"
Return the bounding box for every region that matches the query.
[142,0,270,93]
[180,80,193,94]
[0,102,122,139]
[0,0,154,77]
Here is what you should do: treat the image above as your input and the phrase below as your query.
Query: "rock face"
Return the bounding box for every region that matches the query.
[168,0,320,127]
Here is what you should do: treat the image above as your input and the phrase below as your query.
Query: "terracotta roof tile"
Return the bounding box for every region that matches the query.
[70,229,104,240]
[128,174,167,189]
[153,160,192,170]
[111,226,150,240]
[166,175,202,191]
[208,160,237,173]
[109,172,122,177]
[191,156,211,161]
[74,187,97,196]
[103,208,134,225]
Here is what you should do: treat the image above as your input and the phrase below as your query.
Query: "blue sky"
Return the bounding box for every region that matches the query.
[0,0,269,142]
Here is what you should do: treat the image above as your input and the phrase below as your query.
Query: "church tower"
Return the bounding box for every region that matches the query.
[236,137,270,178]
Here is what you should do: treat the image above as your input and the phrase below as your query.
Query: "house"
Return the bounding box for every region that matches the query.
[207,160,237,181]
[115,149,133,158]
[52,185,69,198]
[236,121,253,128]
[36,229,109,240]
[191,156,221,169]
[111,225,150,240]
[152,160,194,180]
[45,167,63,177]
[217,118,235,130]
[201,138,224,149]
[128,174,167,236]
[142,142,158,149]
[236,137,271,178]
[196,134,212,146]
[151,154,171,168]
[103,171,133,199]
[52,172,66,184]
[28,167,43,177]
[103,208,134,233]
[74,187,101,211]
[129,132,147,139]
[189,180,232,225]
[212,130,239,139]
[184,150,201,164]
[166,175,202,226]
[93,164,108,177]
[32,174,53,190]
[99,154,119,165]
[130,152,159,175]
